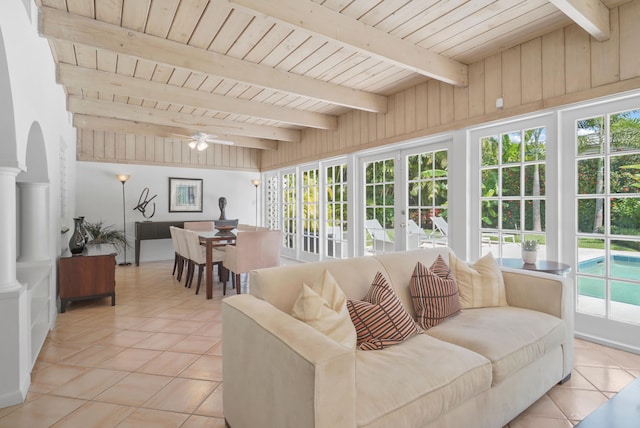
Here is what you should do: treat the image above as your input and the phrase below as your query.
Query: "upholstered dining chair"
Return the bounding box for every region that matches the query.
[169,226,181,277]
[222,229,282,294]
[183,229,225,294]
[170,226,189,282]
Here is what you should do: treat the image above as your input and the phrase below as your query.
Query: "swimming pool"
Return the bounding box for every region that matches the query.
[578,255,640,305]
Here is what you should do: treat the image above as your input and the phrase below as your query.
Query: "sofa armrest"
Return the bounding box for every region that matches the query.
[222,294,356,428]
[502,268,574,379]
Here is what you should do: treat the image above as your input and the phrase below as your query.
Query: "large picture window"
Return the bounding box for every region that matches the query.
[326,163,348,258]
[575,108,640,324]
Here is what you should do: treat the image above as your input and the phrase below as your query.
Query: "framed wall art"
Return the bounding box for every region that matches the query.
[169,177,203,212]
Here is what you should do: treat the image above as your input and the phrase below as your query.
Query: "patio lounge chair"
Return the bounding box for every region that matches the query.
[364,219,395,252]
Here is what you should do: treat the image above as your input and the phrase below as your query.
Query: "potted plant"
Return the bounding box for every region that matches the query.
[83,221,129,253]
[521,239,538,264]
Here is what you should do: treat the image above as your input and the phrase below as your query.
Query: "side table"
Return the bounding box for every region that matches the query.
[496,258,571,275]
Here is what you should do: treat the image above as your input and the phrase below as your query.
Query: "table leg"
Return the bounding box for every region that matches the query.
[206,240,213,299]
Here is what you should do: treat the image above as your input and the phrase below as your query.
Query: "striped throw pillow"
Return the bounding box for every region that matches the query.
[409,256,461,330]
[347,272,421,351]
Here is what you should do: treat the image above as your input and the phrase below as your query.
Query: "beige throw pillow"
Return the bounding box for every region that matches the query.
[291,270,357,349]
[450,252,507,309]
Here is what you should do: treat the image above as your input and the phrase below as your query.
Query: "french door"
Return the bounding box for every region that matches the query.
[358,141,450,256]
[561,96,640,352]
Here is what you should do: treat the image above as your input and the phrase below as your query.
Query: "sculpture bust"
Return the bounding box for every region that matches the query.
[218,196,227,220]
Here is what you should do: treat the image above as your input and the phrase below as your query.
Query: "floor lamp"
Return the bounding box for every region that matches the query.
[116,174,131,266]
[251,179,260,228]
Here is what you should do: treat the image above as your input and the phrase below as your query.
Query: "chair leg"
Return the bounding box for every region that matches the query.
[186,261,194,288]
[235,273,242,294]
[176,256,183,281]
[195,265,204,295]
[172,253,178,276]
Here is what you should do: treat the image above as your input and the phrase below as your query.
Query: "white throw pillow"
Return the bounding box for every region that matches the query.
[291,270,357,349]
[450,252,507,309]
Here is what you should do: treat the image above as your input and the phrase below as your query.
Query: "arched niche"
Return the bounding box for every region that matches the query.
[17,122,50,262]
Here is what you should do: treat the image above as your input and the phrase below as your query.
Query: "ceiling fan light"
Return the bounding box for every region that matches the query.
[196,141,208,151]
[188,140,197,149]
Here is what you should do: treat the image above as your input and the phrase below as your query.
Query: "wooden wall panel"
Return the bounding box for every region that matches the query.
[565,24,591,94]
[542,29,565,99]
[502,46,521,109]
[591,8,620,87]
[427,80,440,128]
[484,53,502,114]
[77,130,260,171]
[620,0,640,79]
[521,38,543,104]
[468,61,485,117]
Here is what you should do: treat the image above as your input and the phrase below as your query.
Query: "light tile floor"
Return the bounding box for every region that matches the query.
[0,260,638,427]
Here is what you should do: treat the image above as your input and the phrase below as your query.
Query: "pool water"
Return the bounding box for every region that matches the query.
[578,255,640,305]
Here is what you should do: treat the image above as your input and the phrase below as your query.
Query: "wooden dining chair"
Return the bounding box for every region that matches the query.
[222,229,282,294]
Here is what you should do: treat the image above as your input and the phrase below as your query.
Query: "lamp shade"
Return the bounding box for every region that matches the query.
[116,174,131,183]
[251,179,261,187]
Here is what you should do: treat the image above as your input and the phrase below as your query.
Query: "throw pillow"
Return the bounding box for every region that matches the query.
[450,252,507,309]
[409,256,461,330]
[347,272,421,351]
[291,270,357,349]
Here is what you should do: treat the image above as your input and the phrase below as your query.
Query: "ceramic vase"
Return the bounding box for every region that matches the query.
[78,216,89,243]
[69,217,86,255]
[521,249,537,264]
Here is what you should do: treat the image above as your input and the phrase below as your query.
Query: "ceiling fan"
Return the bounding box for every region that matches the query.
[172,132,234,151]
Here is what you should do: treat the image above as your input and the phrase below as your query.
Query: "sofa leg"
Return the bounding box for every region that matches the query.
[559,372,572,384]
[225,419,231,428]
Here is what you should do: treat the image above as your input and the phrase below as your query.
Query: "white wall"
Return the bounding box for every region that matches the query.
[76,162,261,263]
[0,0,77,407]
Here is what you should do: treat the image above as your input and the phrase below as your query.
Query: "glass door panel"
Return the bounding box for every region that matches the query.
[363,157,395,255]
[405,149,449,249]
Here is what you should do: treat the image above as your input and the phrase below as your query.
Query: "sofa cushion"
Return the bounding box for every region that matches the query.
[291,270,357,349]
[409,256,461,329]
[347,272,421,350]
[451,252,507,308]
[425,306,565,385]
[356,334,492,428]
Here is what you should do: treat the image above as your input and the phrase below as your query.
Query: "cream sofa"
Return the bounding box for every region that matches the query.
[222,248,574,428]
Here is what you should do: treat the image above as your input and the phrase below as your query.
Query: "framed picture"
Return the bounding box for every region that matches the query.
[169,177,203,212]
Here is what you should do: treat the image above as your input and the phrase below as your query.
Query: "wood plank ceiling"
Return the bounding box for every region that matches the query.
[37,0,623,153]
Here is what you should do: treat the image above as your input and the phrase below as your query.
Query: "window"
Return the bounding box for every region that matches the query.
[301,168,319,255]
[282,172,297,250]
[326,163,348,258]
[407,149,448,248]
[364,157,395,254]
[480,127,547,258]
[575,108,640,323]
[265,174,278,230]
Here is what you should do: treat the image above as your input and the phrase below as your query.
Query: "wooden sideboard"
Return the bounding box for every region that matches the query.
[135,220,215,266]
[58,243,117,313]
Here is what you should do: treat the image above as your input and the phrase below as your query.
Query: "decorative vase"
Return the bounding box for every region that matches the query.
[69,217,86,255]
[78,216,89,243]
[522,249,537,264]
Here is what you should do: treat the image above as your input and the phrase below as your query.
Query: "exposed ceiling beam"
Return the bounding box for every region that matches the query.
[549,0,610,41]
[39,6,388,113]
[57,64,337,130]
[229,0,468,87]
[73,115,278,150]
[66,96,301,143]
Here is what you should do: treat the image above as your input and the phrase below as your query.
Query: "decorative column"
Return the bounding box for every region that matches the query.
[0,167,22,291]
[0,167,29,407]
[17,182,49,262]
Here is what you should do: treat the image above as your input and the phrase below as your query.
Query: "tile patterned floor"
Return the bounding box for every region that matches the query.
[0,260,638,427]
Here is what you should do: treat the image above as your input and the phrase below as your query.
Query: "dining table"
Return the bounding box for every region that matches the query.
[198,230,236,299]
